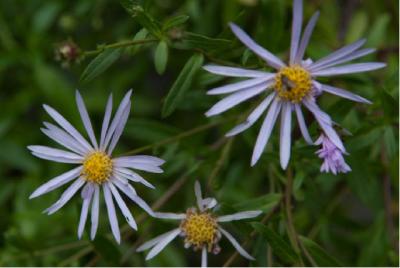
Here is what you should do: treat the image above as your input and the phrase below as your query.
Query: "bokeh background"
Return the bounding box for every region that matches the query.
[0,0,398,266]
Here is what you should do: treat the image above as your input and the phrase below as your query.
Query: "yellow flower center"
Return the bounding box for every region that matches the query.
[274,65,312,102]
[181,210,217,250]
[82,151,113,184]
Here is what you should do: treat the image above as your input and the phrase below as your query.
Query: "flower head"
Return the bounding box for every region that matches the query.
[28,90,165,243]
[204,0,385,170]
[315,134,351,175]
[137,181,262,267]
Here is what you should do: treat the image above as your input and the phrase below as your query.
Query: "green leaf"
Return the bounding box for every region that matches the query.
[91,235,121,265]
[80,48,122,83]
[234,193,281,213]
[161,53,204,117]
[251,223,299,264]
[163,15,189,30]
[367,14,390,47]
[299,236,342,266]
[130,28,148,55]
[383,127,397,159]
[154,41,168,75]
[180,32,232,51]
[345,11,368,43]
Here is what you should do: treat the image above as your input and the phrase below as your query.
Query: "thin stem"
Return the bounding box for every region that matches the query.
[83,38,158,57]
[58,246,92,266]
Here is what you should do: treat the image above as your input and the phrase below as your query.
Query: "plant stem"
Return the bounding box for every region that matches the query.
[83,38,158,57]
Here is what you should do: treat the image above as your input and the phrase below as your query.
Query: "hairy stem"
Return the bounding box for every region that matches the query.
[83,38,158,56]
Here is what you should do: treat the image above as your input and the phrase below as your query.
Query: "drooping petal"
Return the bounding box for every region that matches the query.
[229,23,286,69]
[201,246,207,268]
[203,65,271,78]
[218,227,255,261]
[41,123,86,155]
[145,228,181,260]
[311,62,386,77]
[207,76,274,95]
[114,168,155,189]
[154,212,186,220]
[279,103,292,169]
[217,210,262,222]
[295,11,320,63]
[43,178,85,215]
[30,166,83,199]
[318,82,372,104]
[251,99,282,166]
[226,92,276,138]
[103,183,121,244]
[107,102,131,155]
[137,228,180,252]
[75,91,98,149]
[28,146,84,162]
[201,197,218,210]
[90,184,100,240]
[194,180,203,211]
[108,182,137,230]
[290,0,303,64]
[43,104,93,152]
[78,183,94,239]
[294,104,313,144]
[100,94,113,150]
[103,90,132,151]
[308,39,366,70]
[205,83,267,117]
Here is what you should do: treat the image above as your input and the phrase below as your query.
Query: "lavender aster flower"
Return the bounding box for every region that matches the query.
[137,181,262,267]
[203,0,385,169]
[28,90,165,243]
[315,134,351,175]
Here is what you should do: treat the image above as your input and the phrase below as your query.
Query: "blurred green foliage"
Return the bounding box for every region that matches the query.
[0,0,398,266]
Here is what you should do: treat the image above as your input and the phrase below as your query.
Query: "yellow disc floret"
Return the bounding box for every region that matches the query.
[274,65,312,103]
[82,151,113,184]
[180,210,217,250]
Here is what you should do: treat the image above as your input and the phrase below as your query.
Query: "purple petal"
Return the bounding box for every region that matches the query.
[75,90,98,149]
[295,11,320,63]
[203,65,271,78]
[319,82,372,104]
[279,103,292,169]
[90,184,100,240]
[290,0,303,64]
[294,104,313,144]
[103,183,121,244]
[100,94,113,150]
[311,62,386,77]
[207,76,273,95]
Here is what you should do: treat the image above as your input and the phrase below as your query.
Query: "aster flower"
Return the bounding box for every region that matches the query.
[137,181,262,267]
[315,134,351,175]
[203,0,385,169]
[28,90,165,243]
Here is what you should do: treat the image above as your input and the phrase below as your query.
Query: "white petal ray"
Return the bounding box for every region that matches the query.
[310,48,375,72]
[112,177,137,195]
[114,168,155,189]
[294,104,313,144]
[309,39,366,70]
[44,178,85,215]
[218,227,255,261]
[31,152,82,164]
[75,91,98,149]
[319,82,372,104]
[311,62,386,77]
[279,103,292,169]
[43,104,93,151]
[113,161,163,173]
[194,180,203,211]
[290,0,303,64]
[78,184,94,239]
[217,210,262,222]
[207,76,273,95]
[28,146,83,162]
[113,155,165,167]
[100,94,113,150]
[202,197,218,210]
[103,90,132,151]
[295,11,320,63]
[154,212,186,220]
[90,184,100,240]
[205,83,268,117]
[229,23,286,69]
[107,102,131,155]
[201,246,207,268]
[203,65,271,78]
[108,182,137,230]
[30,166,83,199]
[137,228,180,252]
[145,228,181,260]
[41,124,86,155]
[103,183,121,244]
[226,92,275,137]
[251,99,282,166]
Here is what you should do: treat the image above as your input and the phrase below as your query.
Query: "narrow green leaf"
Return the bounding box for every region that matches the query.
[299,236,342,266]
[91,235,121,265]
[163,15,189,30]
[130,28,148,55]
[345,11,368,43]
[154,41,168,75]
[367,14,390,47]
[180,32,232,51]
[251,223,299,264]
[161,53,204,117]
[80,48,122,83]
[234,193,281,213]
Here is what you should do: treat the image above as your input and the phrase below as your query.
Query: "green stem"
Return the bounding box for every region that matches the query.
[83,38,158,57]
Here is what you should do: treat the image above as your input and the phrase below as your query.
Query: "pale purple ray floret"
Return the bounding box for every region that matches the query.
[28,90,165,243]
[315,134,351,175]
[136,181,262,267]
[203,0,385,171]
